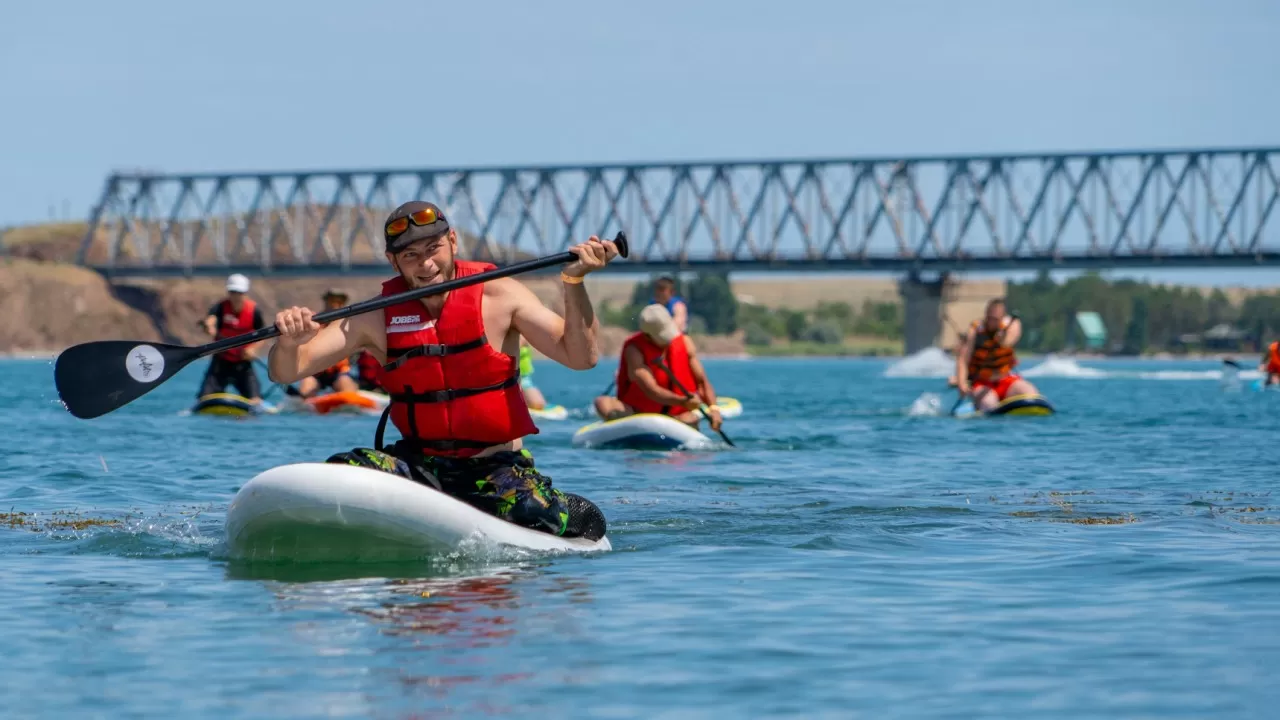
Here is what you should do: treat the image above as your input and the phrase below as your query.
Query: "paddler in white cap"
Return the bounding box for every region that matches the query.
[593,303,723,431]
[197,273,267,402]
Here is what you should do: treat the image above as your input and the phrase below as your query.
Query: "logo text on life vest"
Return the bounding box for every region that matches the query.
[387,314,434,333]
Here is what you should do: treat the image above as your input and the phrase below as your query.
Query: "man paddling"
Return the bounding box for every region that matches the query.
[518,336,548,410]
[198,273,267,402]
[652,275,689,333]
[955,298,1042,411]
[292,288,360,398]
[267,200,618,539]
[593,303,723,432]
[1258,341,1280,386]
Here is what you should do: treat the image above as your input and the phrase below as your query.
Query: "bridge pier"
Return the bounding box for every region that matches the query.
[898,272,953,356]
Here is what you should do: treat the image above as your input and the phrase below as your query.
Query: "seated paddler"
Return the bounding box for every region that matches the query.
[954,297,1041,411]
[593,303,723,432]
[266,200,619,540]
[291,288,360,398]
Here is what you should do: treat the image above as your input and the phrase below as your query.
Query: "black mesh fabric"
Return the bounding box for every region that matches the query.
[563,492,607,541]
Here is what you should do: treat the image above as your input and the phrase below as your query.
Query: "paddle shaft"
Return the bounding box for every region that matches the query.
[193,234,626,363]
[652,354,735,447]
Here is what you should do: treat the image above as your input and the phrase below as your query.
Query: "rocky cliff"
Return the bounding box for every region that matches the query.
[0,222,746,357]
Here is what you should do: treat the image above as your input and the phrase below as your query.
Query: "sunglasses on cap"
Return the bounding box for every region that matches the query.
[384,206,444,239]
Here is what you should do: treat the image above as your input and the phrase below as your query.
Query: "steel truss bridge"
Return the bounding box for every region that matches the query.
[81,147,1280,277]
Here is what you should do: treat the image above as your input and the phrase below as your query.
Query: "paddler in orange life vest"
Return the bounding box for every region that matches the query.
[266,200,619,540]
[592,303,724,432]
[198,273,267,401]
[291,288,359,398]
[1258,341,1280,386]
[955,297,1041,411]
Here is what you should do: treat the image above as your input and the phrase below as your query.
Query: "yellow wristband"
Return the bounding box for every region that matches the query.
[560,272,584,285]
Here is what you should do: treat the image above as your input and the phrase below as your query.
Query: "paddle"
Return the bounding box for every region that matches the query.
[651,355,736,447]
[54,233,630,419]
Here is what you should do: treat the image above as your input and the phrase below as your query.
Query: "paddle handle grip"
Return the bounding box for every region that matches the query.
[199,232,629,360]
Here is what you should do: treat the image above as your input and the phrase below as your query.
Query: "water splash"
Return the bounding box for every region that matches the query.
[1021,354,1108,378]
[883,347,954,378]
[907,392,944,417]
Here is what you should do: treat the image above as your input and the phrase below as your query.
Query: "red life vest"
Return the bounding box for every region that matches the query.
[374,260,538,457]
[215,298,257,362]
[615,332,698,415]
[356,351,383,389]
[1268,342,1280,373]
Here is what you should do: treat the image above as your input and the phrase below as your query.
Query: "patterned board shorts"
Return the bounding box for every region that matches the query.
[325,444,606,540]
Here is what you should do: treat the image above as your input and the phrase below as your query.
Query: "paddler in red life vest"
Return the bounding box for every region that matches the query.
[955,297,1041,411]
[1258,341,1280,386]
[354,350,385,392]
[265,200,619,540]
[198,273,267,401]
[592,303,724,432]
[292,288,360,398]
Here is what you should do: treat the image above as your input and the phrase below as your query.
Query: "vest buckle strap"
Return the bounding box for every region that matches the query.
[390,374,518,405]
[382,335,489,372]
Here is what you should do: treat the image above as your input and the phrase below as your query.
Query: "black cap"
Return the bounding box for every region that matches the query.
[384,200,451,252]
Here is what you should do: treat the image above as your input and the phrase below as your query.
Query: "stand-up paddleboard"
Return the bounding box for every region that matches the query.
[717,396,744,419]
[530,404,569,420]
[572,413,716,451]
[225,462,611,563]
[952,393,1055,419]
[190,393,277,417]
[278,389,390,416]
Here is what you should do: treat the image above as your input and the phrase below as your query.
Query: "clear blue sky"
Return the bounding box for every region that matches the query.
[3,0,1278,286]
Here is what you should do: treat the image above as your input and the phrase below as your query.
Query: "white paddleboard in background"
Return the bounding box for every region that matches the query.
[225,463,611,563]
[571,413,716,451]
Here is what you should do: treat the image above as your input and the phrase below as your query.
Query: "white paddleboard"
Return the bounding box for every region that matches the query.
[225,462,611,563]
[571,413,715,451]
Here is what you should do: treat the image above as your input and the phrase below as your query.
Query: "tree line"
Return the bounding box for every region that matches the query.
[598,272,902,348]
[599,270,1280,355]
[1005,270,1280,354]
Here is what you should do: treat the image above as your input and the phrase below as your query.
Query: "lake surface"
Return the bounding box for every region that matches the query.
[3,352,1278,718]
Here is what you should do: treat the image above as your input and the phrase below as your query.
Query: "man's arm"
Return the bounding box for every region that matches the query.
[268,310,379,384]
[999,317,1022,347]
[508,278,599,370]
[672,301,689,333]
[201,303,219,337]
[686,337,717,406]
[624,345,694,406]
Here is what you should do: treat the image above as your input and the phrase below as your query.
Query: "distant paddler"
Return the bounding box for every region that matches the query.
[593,303,723,433]
[198,273,267,403]
[292,288,359,398]
[1257,341,1280,386]
[651,275,689,333]
[518,336,547,410]
[955,298,1042,411]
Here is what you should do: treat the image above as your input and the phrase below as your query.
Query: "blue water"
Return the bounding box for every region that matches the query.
[3,353,1279,718]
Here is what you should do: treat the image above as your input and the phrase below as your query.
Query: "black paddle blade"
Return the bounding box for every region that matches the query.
[54,340,202,419]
